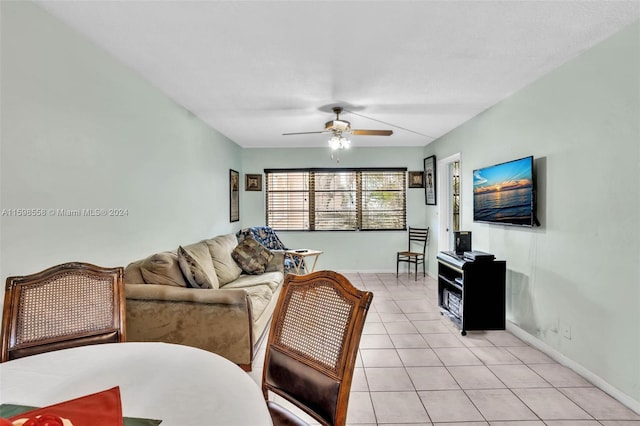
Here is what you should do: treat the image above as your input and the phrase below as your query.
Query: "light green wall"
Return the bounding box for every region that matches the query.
[2,0,638,411]
[425,22,640,407]
[0,2,242,280]
[242,147,430,272]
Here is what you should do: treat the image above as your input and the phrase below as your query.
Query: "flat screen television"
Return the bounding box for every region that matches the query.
[473,156,535,227]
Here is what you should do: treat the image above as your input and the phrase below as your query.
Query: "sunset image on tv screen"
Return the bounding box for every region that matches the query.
[473,157,533,225]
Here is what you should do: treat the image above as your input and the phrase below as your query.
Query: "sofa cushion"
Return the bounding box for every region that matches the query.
[232,238,274,275]
[140,252,188,287]
[205,234,243,286]
[178,244,219,289]
[242,284,275,324]
[222,271,283,293]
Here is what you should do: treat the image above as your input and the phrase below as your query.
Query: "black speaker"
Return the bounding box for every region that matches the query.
[454,231,472,255]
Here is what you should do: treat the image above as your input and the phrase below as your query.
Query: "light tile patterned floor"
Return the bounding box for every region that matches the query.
[248,273,640,425]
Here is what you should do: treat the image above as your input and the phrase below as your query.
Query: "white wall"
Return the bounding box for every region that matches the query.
[424,22,640,408]
[242,146,430,273]
[1,2,242,281]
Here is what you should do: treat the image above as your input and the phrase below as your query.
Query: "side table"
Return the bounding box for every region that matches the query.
[284,249,323,274]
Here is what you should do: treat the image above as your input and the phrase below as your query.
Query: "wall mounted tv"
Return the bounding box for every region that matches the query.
[473,156,536,227]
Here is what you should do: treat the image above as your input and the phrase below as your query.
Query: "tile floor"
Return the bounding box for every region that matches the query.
[248,272,640,425]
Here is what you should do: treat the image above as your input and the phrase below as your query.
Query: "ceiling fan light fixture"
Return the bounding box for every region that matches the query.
[328,134,350,150]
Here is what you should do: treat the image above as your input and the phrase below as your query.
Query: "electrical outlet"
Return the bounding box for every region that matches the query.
[562,324,571,339]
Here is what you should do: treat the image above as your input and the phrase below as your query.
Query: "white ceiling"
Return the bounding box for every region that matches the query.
[36,1,639,148]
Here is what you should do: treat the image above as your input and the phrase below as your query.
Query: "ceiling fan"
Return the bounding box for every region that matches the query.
[283,107,394,143]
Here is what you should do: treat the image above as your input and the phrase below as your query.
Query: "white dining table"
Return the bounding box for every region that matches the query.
[0,342,272,426]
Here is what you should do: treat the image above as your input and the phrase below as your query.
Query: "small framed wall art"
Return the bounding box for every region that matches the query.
[424,155,437,205]
[230,169,239,222]
[245,174,262,191]
[408,171,425,188]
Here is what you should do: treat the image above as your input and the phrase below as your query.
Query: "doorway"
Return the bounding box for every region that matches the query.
[438,153,461,251]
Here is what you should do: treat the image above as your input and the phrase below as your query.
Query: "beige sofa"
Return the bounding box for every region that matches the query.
[123,233,284,371]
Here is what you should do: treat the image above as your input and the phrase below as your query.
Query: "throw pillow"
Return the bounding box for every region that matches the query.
[231,237,274,275]
[140,252,188,287]
[181,241,220,289]
[177,245,216,289]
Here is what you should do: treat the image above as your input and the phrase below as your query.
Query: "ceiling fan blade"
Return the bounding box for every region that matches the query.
[351,129,394,136]
[282,131,328,136]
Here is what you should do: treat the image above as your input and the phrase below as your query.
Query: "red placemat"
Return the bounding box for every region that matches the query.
[8,387,123,426]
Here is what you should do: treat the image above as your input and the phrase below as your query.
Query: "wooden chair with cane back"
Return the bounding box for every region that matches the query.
[261,270,373,426]
[1,262,126,363]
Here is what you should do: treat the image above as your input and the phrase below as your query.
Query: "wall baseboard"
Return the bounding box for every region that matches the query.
[507,321,640,415]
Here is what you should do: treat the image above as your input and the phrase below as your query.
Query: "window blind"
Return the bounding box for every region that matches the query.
[265,168,406,231]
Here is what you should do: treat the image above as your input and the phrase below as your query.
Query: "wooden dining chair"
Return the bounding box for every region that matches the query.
[396,226,429,280]
[1,262,126,363]
[261,270,373,426]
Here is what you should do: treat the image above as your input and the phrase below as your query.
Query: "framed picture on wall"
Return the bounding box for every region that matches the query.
[245,174,262,191]
[424,155,437,205]
[230,169,239,222]
[408,171,425,188]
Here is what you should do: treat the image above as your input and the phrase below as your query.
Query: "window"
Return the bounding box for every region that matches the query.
[265,168,406,231]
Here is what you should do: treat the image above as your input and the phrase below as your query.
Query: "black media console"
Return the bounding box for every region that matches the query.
[437,251,506,336]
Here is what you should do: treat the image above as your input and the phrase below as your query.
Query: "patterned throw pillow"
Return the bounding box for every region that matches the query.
[231,238,274,275]
[177,245,215,289]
